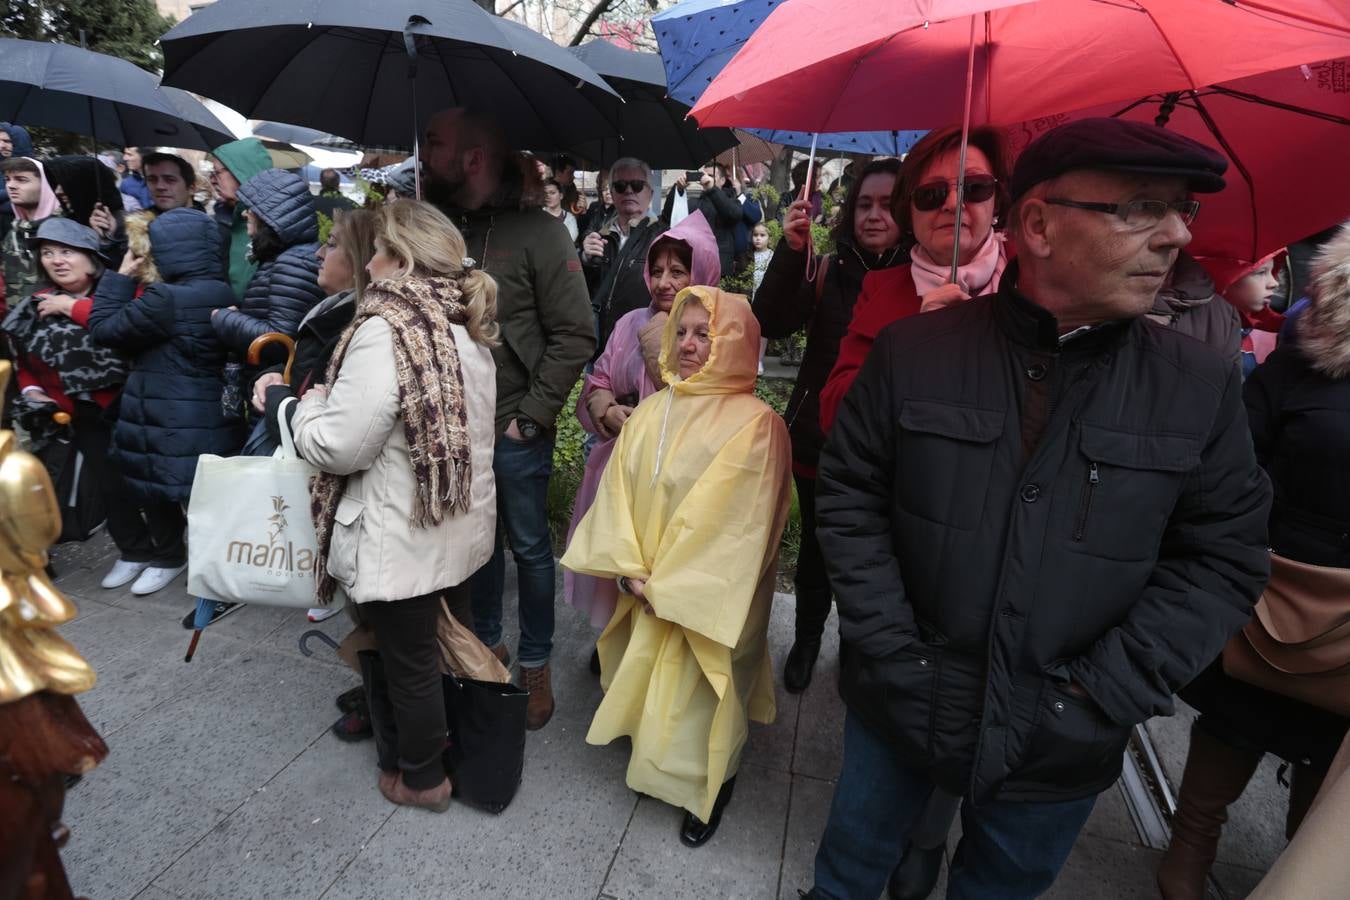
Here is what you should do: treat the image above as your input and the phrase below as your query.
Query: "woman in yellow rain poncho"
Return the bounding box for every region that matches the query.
[562,285,791,847]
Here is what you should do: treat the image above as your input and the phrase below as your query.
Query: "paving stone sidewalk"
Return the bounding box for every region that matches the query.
[53,532,1282,899]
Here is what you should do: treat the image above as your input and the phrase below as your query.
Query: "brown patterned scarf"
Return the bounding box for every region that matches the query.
[310,276,474,604]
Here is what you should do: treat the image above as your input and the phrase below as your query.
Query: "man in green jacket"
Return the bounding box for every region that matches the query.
[425,107,595,732]
[208,138,273,298]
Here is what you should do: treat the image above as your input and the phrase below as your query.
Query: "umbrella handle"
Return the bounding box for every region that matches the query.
[52,411,72,427]
[246,333,297,385]
[801,133,820,283]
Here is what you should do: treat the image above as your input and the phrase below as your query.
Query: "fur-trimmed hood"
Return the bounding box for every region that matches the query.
[1299,223,1350,379]
[124,211,162,284]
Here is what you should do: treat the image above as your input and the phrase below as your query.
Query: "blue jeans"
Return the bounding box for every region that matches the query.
[811,712,1096,900]
[470,432,556,668]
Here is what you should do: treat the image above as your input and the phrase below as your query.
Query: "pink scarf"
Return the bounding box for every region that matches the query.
[910,232,1007,299]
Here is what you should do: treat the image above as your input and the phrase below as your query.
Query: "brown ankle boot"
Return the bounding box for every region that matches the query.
[1156,724,1264,900]
[379,771,452,813]
[521,662,554,730]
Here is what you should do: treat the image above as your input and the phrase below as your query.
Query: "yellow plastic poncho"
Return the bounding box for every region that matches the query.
[561,286,791,821]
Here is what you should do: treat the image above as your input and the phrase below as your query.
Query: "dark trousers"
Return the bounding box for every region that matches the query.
[811,712,1096,900]
[364,591,448,790]
[77,405,186,567]
[793,473,832,637]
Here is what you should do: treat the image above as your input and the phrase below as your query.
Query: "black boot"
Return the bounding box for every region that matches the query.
[358,650,400,773]
[680,776,737,847]
[887,841,946,900]
[783,636,822,693]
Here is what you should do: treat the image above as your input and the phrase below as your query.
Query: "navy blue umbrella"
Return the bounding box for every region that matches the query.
[0,38,233,149]
[652,0,925,156]
[160,0,621,153]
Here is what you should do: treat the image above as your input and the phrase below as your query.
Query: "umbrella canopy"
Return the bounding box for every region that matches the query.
[0,38,234,150]
[652,0,926,156]
[1007,57,1350,275]
[160,0,621,151]
[565,39,737,168]
[691,0,1350,132]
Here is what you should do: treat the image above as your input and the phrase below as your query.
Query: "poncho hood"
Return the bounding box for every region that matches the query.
[661,286,759,395]
[643,209,721,303]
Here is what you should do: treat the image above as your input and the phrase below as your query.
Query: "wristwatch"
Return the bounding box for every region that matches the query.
[515,415,541,441]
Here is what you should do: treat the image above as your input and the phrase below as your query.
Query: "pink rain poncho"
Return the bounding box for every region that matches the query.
[564,210,721,626]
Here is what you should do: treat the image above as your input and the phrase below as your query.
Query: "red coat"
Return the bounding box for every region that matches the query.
[818,264,922,432]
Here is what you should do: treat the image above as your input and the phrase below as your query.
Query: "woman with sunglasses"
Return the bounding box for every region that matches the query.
[751,157,906,698]
[814,124,1012,900]
[819,125,1012,437]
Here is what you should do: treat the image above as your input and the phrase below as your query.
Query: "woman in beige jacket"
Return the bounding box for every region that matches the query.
[290,201,498,813]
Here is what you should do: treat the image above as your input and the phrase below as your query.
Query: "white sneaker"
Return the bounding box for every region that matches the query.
[307,606,341,623]
[130,564,188,596]
[102,559,150,589]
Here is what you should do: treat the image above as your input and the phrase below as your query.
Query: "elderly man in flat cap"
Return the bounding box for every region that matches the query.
[803,118,1273,899]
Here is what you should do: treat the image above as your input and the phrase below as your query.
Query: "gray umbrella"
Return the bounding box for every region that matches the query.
[159,0,621,152]
[566,38,738,169]
[0,38,234,150]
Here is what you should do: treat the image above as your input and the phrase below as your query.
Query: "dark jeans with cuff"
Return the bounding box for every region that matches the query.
[363,590,449,790]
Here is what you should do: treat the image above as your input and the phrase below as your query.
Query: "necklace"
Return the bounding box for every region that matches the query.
[847,243,902,272]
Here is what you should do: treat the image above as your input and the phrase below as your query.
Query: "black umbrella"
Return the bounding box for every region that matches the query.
[159,0,621,154]
[565,39,738,169]
[0,38,234,150]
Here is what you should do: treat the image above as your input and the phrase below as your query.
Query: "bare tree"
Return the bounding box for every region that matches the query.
[502,0,671,52]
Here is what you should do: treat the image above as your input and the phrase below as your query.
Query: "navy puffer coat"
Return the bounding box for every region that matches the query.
[89,208,246,503]
[211,168,324,354]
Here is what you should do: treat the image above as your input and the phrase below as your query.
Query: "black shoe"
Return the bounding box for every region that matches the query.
[887,841,946,900]
[180,601,241,630]
[336,684,365,713]
[589,647,601,676]
[783,636,822,694]
[330,703,373,743]
[680,776,737,847]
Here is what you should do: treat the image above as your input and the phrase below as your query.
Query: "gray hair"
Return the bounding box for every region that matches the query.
[609,157,652,188]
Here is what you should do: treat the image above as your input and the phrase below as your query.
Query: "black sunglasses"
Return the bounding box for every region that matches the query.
[612,179,648,195]
[911,177,998,212]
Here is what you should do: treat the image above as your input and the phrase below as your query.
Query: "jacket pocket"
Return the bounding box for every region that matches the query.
[896,400,1004,531]
[327,494,364,588]
[1071,424,1199,560]
[1016,685,1129,789]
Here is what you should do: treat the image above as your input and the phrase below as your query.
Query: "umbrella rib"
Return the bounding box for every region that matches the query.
[1208,86,1350,127]
[1137,7,1199,89]
[476,47,563,149]
[1189,91,1259,263]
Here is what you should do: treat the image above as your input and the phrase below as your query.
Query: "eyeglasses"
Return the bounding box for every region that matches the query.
[1045,197,1201,230]
[611,179,648,195]
[911,177,998,212]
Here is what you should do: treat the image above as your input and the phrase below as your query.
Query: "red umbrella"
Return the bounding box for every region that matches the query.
[690,0,1350,277]
[690,0,1350,132]
[1006,57,1350,276]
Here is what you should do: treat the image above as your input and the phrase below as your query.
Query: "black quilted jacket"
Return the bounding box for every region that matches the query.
[211,168,324,355]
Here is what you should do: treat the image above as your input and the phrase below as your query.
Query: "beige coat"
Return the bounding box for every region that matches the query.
[290,317,497,603]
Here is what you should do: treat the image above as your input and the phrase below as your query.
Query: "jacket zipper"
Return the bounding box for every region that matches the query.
[1073,462,1099,542]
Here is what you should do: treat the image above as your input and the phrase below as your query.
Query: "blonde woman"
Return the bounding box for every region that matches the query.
[289,200,499,812]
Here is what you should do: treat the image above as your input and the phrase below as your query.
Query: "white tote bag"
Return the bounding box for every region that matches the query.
[187,399,320,608]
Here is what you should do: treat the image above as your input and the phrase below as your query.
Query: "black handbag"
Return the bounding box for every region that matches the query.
[441,674,529,814]
[39,434,106,543]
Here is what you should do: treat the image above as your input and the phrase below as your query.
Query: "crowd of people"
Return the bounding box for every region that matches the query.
[3,100,1348,898]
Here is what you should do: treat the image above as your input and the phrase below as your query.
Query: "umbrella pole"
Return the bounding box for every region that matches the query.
[802,132,820,281]
[403,17,425,201]
[949,15,978,285]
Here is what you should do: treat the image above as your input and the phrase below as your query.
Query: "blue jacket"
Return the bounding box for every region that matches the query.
[89,208,245,503]
[211,168,324,354]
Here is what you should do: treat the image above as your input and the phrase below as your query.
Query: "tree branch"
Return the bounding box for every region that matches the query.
[568,0,617,46]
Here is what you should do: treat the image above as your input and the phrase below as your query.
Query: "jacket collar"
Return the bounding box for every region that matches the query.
[995,259,1133,355]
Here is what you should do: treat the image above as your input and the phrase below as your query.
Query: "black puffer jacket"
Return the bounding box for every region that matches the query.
[817,262,1272,804]
[752,240,906,470]
[89,208,246,502]
[211,168,324,354]
[257,289,356,444]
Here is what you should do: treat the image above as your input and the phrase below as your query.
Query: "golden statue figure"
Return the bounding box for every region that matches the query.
[0,361,107,900]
